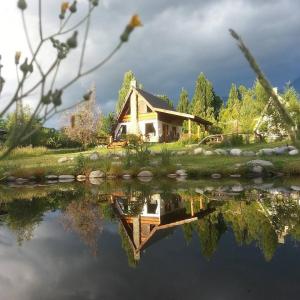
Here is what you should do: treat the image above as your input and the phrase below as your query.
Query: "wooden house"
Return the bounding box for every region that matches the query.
[114,80,212,142]
[113,192,213,261]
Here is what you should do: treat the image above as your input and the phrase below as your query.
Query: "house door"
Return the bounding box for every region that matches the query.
[162,124,168,142]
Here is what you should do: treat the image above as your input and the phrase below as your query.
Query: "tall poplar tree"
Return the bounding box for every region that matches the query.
[177,88,190,132]
[116,70,136,114]
[177,88,189,113]
[219,84,241,133]
[190,73,216,122]
[157,94,174,109]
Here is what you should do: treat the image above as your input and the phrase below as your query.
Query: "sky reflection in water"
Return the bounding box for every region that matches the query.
[0,178,300,300]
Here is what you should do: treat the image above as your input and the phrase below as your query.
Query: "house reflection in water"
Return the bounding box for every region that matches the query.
[112,192,212,261]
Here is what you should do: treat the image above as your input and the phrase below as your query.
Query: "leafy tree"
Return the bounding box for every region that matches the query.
[64,85,102,149]
[157,94,174,109]
[282,86,300,136]
[5,105,43,147]
[239,87,260,133]
[212,93,223,119]
[190,73,216,122]
[100,112,117,136]
[177,88,189,113]
[177,88,190,132]
[196,212,227,260]
[116,70,136,114]
[219,84,241,133]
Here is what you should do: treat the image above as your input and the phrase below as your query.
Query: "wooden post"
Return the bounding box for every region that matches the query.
[191,199,194,216]
[197,125,200,138]
[188,119,192,137]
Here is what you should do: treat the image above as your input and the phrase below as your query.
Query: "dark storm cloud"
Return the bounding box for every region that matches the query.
[1,1,300,127]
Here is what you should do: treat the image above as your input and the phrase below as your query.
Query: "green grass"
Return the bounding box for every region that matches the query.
[0,140,299,179]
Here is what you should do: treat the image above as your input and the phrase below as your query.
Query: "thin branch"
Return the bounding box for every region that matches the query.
[21,11,44,76]
[38,0,43,40]
[62,42,123,91]
[78,3,92,76]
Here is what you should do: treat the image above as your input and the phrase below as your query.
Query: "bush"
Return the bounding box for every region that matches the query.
[178,134,199,145]
[160,146,171,166]
[124,136,151,167]
[74,154,90,175]
[220,134,244,147]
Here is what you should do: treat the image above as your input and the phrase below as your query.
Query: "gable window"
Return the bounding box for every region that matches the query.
[145,123,156,136]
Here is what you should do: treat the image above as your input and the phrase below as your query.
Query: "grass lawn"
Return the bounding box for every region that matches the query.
[0,140,299,179]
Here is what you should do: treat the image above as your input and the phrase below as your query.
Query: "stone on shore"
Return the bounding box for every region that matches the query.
[214,149,228,155]
[247,160,274,167]
[230,148,242,156]
[89,177,103,185]
[242,150,256,157]
[46,175,58,180]
[258,148,274,156]
[193,147,203,155]
[273,146,289,155]
[252,165,263,173]
[77,175,86,181]
[203,150,214,156]
[231,185,244,192]
[289,149,299,156]
[58,157,71,163]
[89,152,100,161]
[59,175,75,182]
[291,185,300,191]
[89,170,105,178]
[211,173,222,179]
[176,169,187,177]
[137,170,153,177]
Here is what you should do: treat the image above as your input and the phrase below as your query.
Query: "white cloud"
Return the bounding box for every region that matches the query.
[1,0,300,128]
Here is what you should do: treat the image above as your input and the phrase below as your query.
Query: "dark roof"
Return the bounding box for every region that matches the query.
[136,88,175,111]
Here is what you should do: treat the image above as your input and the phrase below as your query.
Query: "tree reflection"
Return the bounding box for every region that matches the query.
[62,197,103,255]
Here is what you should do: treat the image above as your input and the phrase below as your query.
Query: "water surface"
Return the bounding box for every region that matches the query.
[1,178,300,300]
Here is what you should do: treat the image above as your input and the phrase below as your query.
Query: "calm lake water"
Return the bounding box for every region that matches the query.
[1,177,300,300]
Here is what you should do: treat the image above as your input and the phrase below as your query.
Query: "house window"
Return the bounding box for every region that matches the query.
[120,124,127,135]
[145,123,156,136]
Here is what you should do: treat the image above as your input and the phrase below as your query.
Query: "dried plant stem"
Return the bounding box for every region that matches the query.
[229,29,296,142]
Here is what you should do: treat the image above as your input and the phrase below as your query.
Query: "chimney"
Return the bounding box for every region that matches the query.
[130,79,137,89]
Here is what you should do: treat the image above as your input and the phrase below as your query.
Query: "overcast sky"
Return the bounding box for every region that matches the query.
[1,0,300,128]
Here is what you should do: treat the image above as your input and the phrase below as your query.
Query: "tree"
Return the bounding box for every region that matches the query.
[219,84,241,133]
[177,88,189,132]
[116,70,136,114]
[157,94,174,109]
[64,85,101,149]
[282,86,300,136]
[177,88,189,113]
[5,105,43,147]
[100,112,117,136]
[190,73,216,122]
[239,87,260,133]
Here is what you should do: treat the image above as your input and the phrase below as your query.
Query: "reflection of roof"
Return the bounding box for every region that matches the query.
[136,88,176,111]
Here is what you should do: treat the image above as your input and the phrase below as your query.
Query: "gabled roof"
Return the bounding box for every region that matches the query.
[136,88,176,111]
[117,86,212,126]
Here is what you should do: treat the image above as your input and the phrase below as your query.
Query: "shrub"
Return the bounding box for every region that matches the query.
[108,164,123,177]
[160,146,171,166]
[220,134,244,147]
[74,154,91,175]
[124,136,151,167]
[178,134,199,145]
